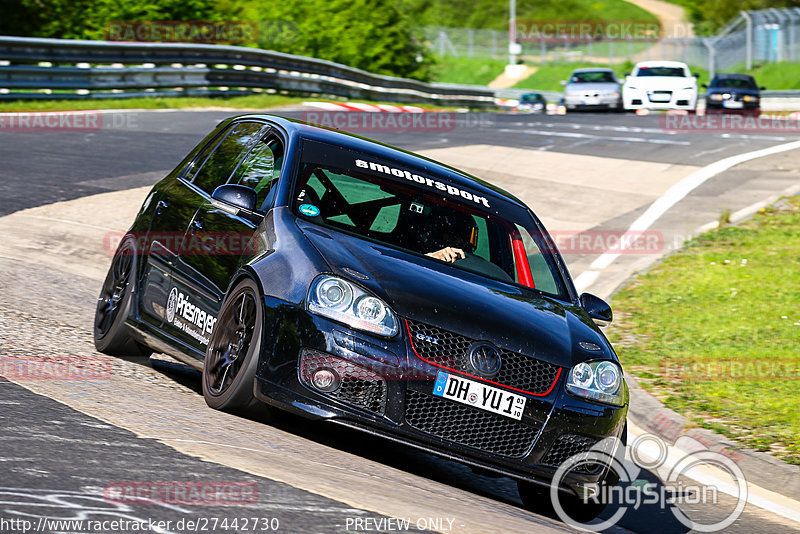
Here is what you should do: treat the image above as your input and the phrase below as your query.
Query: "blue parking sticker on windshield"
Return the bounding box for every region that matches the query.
[299,204,320,217]
[433,371,449,397]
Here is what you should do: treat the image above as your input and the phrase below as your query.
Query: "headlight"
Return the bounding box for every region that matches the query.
[682,86,695,90]
[566,360,626,406]
[609,91,620,98]
[744,95,758,102]
[709,94,723,101]
[307,275,398,337]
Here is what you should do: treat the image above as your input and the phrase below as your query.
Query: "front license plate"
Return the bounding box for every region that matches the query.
[432,372,526,420]
[582,97,600,105]
[649,93,671,102]
[723,100,744,109]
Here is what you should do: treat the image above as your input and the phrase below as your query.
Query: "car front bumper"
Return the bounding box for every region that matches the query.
[254,301,628,496]
[563,94,621,110]
[623,88,697,110]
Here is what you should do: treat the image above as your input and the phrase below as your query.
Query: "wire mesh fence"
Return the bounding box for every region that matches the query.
[421,8,800,75]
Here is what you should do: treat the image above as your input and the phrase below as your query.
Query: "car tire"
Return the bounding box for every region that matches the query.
[517,480,608,523]
[202,277,263,412]
[94,236,152,357]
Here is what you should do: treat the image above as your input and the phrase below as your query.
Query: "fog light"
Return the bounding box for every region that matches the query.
[312,368,341,392]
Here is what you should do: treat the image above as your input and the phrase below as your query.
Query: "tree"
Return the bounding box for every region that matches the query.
[254,0,432,80]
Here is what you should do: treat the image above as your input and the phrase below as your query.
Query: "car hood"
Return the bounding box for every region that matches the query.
[625,76,695,89]
[297,221,610,368]
[565,82,619,93]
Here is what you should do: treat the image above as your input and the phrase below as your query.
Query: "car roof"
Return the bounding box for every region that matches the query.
[571,67,615,73]
[228,114,528,209]
[712,73,754,80]
[634,61,689,68]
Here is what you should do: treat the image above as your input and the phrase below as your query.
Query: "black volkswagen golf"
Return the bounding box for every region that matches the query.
[94,114,628,519]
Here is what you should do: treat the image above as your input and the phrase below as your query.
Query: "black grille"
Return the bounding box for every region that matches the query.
[300,349,387,414]
[541,434,602,474]
[404,390,539,458]
[406,320,561,395]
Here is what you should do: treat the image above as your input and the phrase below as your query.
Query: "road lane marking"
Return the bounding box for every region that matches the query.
[498,128,691,145]
[575,139,800,292]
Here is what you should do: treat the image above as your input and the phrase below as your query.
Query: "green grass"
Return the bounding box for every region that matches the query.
[430,56,509,85]
[720,61,800,90]
[608,197,800,465]
[0,94,306,112]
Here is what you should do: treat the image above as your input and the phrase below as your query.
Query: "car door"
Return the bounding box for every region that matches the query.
[138,123,234,332]
[165,121,271,356]
[181,131,286,300]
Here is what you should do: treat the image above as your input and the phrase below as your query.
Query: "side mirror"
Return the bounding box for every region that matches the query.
[580,293,613,327]
[212,184,259,213]
[560,80,567,86]
[692,73,699,78]
[759,86,766,90]
[701,83,708,89]
[624,72,630,77]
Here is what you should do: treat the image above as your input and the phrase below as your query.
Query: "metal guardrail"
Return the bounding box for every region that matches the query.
[0,36,497,106]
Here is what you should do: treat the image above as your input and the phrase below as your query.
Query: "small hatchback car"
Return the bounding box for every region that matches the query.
[95,114,628,519]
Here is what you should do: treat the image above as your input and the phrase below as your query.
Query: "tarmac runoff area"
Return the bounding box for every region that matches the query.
[0,146,799,531]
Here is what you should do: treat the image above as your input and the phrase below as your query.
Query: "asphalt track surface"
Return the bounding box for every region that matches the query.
[1,109,799,534]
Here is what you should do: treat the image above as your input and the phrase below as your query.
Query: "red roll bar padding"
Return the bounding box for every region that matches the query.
[512,235,535,288]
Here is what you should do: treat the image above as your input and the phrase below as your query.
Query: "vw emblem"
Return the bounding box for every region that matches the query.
[166,287,178,323]
[468,342,502,377]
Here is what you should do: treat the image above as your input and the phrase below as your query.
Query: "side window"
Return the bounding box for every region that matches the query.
[229,134,285,209]
[189,122,266,195]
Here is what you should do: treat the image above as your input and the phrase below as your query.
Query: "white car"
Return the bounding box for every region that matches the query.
[622,61,698,112]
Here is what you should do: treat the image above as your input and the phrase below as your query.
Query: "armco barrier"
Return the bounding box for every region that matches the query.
[0,36,496,106]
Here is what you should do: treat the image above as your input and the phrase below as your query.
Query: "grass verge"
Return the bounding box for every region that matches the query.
[723,61,800,90]
[0,94,307,113]
[430,57,508,86]
[608,197,800,465]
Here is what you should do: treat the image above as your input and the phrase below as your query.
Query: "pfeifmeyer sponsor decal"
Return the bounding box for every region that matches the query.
[166,288,216,345]
[355,159,491,208]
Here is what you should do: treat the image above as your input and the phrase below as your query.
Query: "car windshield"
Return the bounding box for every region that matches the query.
[635,66,687,77]
[521,94,542,102]
[571,71,616,83]
[711,77,757,89]
[294,139,568,299]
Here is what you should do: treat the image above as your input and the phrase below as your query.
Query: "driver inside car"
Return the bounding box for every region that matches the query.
[425,210,477,263]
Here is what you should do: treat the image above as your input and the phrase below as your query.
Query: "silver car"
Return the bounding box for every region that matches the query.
[562,68,622,112]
